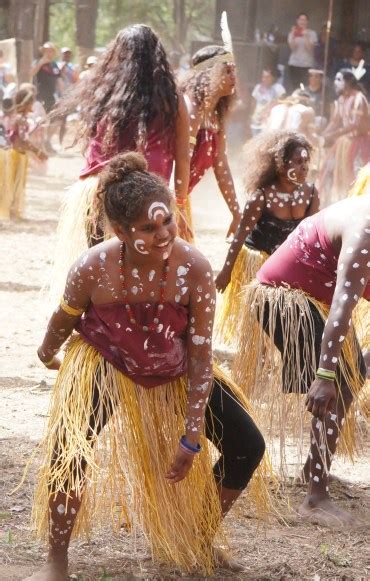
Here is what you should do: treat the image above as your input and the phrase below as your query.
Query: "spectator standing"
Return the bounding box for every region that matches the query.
[79,55,98,81]
[250,68,286,135]
[0,49,15,95]
[31,42,62,153]
[58,47,79,145]
[337,44,370,95]
[288,13,318,90]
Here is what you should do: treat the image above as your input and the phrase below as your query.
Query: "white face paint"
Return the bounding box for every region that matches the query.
[147,201,169,221]
[301,149,308,159]
[287,168,300,185]
[133,239,149,255]
[334,72,345,95]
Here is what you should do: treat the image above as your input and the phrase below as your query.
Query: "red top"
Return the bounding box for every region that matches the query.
[80,118,174,183]
[257,210,370,305]
[189,128,219,192]
[76,301,188,388]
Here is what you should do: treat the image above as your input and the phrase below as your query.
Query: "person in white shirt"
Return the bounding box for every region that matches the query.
[250,68,286,135]
[288,13,318,90]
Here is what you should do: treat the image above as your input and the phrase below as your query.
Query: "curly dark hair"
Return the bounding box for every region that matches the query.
[243,131,312,193]
[97,151,173,229]
[53,25,178,153]
[179,45,235,123]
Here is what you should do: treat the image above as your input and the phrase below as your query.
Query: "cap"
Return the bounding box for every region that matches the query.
[42,42,56,50]
[86,55,98,65]
[308,68,324,75]
[61,47,72,53]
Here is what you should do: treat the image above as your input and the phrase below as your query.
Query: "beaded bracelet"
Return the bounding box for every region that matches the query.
[179,435,201,455]
[316,367,336,381]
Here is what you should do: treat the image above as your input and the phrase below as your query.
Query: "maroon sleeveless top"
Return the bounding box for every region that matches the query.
[76,301,188,388]
[189,128,219,192]
[80,117,174,183]
[258,210,370,305]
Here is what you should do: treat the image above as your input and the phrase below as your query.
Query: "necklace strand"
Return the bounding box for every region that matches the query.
[119,243,169,332]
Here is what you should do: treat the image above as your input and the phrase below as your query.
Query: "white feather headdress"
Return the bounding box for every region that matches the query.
[352,59,366,81]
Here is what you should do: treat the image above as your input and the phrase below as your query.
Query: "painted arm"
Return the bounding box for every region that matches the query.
[306,221,369,418]
[212,122,242,237]
[166,253,215,483]
[11,117,47,160]
[327,96,368,139]
[215,192,265,292]
[174,91,192,239]
[37,254,92,369]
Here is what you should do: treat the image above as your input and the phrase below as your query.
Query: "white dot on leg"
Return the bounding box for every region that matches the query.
[313,475,320,482]
[327,428,333,435]
[57,504,65,515]
[315,463,322,470]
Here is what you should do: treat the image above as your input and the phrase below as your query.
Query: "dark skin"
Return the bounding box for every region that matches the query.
[185,62,242,238]
[296,196,369,527]
[30,199,245,580]
[216,146,320,292]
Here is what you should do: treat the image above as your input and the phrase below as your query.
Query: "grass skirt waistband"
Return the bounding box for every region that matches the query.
[231,282,368,474]
[31,336,272,574]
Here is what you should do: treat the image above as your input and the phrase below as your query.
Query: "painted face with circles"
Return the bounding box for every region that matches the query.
[283,146,310,186]
[126,200,177,259]
[334,72,345,95]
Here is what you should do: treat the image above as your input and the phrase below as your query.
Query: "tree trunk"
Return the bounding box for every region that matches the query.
[75,0,99,66]
[173,0,187,52]
[8,0,38,81]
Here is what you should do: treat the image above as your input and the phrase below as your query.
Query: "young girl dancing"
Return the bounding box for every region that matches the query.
[215,131,320,345]
[26,152,266,580]
[50,24,190,300]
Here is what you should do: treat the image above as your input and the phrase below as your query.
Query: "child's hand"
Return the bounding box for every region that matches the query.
[165,446,194,484]
[215,268,232,293]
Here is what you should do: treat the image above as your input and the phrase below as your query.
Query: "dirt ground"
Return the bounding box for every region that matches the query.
[0,150,369,580]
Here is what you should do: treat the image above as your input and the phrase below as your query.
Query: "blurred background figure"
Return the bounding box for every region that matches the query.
[337,43,370,95]
[79,55,98,81]
[314,24,340,79]
[319,68,370,205]
[58,47,79,145]
[250,68,286,136]
[287,13,317,91]
[0,49,15,97]
[30,42,62,153]
[265,88,317,144]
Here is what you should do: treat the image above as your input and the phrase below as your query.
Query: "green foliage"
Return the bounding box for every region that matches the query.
[49,0,215,54]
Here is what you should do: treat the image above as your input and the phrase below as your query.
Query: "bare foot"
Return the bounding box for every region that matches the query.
[24,560,67,581]
[298,495,362,528]
[213,547,246,572]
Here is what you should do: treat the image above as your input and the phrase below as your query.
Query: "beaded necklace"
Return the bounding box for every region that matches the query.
[119,243,170,332]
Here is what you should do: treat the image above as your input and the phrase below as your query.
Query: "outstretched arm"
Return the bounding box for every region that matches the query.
[306,219,369,418]
[215,192,265,292]
[213,123,242,237]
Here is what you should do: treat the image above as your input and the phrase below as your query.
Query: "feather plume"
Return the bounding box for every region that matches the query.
[220,11,233,54]
[352,59,366,81]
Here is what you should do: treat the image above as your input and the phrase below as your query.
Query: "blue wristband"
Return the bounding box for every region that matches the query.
[180,435,201,453]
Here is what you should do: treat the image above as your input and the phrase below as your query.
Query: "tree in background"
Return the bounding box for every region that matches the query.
[49,0,214,62]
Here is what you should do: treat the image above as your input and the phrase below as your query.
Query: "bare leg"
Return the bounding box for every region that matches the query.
[24,490,82,580]
[299,389,361,527]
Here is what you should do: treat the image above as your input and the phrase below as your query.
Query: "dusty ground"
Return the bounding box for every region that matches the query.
[0,150,369,580]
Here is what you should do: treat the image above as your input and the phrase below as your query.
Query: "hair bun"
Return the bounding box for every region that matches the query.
[107,151,148,181]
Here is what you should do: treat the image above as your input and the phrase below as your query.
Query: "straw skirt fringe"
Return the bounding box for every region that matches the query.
[0,149,28,219]
[32,336,271,574]
[48,176,101,305]
[232,282,367,473]
[215,246,267,346]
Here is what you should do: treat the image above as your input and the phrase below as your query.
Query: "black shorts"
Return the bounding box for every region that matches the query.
[262,299,366,394]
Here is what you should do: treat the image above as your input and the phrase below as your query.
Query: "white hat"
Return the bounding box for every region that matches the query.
[86,55,98,66]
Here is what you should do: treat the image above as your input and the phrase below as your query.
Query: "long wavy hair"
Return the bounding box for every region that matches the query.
[179,45,235,123]
[53,25,178,152]
[243,131,312,194]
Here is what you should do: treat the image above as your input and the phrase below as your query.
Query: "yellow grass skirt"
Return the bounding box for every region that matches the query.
[176,195,194,243]
[215,246,268,346]
[0,148,11,219]
[232,282,367,473]
[32,336,272,574]
[0,149,28,219]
